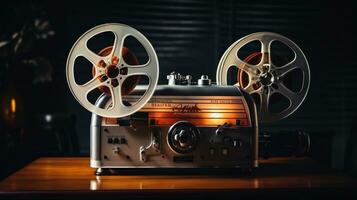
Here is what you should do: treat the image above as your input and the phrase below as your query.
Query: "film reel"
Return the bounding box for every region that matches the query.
[66,23,159,118]
[216,32,310,123]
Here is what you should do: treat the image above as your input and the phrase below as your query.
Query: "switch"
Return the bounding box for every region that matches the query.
[233,139,242,148]
[113,138,119,144]
[107,138,113,144]
[113,147,120,154]
[198,75,211,86]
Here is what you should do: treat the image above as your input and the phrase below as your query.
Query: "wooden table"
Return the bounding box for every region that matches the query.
[0,157,356,199]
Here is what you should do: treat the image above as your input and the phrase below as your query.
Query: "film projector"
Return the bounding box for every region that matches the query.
[66,23,311,174]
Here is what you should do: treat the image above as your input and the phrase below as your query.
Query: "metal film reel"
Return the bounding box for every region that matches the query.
[216,32,310,123]
[66,23,159,118]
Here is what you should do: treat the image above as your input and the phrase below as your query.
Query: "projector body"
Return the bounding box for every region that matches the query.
[90,81,258,171]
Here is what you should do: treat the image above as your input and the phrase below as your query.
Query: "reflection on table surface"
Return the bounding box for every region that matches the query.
[0,157,356,191]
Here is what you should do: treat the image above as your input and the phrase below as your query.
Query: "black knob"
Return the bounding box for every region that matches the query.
[168,121,199,154]
[174,130,193,148]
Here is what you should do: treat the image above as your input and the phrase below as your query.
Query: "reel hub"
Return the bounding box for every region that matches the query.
[105,64,119,78]
[259,71,275,87]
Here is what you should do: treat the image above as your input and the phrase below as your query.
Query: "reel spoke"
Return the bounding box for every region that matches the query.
[260,37,271,53]
[277,58,299,77]
[109,85,123,111]
[244,82,261,94]
[126,61,154,76]
[260,36,272,65]
[119,60,157,85]
[80,77,107,94]
[70,40,103,67]
[259,87,271,116]
[82,47,103,67]
[234,57,259,77]
[275,82,300,105]
[111,30,127,62]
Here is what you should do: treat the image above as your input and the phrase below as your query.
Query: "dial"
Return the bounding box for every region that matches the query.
[167,121,199,154]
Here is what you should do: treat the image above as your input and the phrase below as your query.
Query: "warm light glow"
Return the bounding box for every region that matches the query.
[209,113,223,118]
[10,97,16,113]
[123,96,252,127]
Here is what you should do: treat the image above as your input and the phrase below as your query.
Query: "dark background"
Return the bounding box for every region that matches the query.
[1,0,357,178]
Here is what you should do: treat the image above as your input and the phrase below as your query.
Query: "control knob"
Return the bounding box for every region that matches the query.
[167,121,199,154]
[198,75,211,86]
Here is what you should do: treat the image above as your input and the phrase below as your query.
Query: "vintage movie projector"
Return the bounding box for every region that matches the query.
[66,23,310,174]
